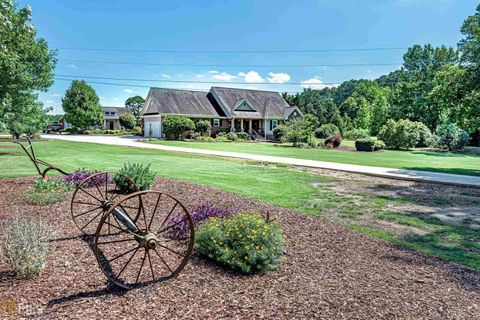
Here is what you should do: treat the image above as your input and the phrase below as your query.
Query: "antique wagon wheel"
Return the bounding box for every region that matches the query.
[94,190,194,289]
[70,172,139,235]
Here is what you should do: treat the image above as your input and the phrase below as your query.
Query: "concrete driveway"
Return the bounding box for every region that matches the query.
[41,134,480,188]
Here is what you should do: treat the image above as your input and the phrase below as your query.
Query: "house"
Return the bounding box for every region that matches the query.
[102,106,129,130]
[140,87,303,139]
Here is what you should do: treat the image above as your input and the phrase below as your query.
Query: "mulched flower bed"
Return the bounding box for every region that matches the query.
[0,177,479,319]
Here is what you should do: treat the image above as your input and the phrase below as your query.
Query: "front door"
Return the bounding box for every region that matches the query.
[109,121,114,130]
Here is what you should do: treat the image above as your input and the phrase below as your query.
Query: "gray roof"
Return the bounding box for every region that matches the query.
[141,86,302,120]
[103,106,128,119]
[211,87,291,119]
[142,88,219,117]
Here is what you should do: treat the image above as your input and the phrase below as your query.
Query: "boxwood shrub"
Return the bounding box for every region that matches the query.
[355,138,376,152]
[195,212,284,274]
[315,124,340,139]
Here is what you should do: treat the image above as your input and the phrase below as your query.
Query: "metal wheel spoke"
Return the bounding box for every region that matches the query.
[157,243,186,258]
[105,172,108,197]
[108,246,139,263]
[80,210,104,231]
[73,205,103,218]
[135,251,147,284]
[160,202,178,229]
[97,237,136,245]
[154,248,174,274]
[158,217,188,235]
[115,247,140,280]
[147,193,162,231]
[79,187,103,203]
[147,251,155,281]
[92,176,105,201]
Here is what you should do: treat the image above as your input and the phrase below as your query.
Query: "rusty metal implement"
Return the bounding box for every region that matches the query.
[15,138,194,289]
[13,137,67,178]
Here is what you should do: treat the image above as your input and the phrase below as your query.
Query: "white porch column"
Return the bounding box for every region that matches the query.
[249,119,252,134]
[240,119,244,132]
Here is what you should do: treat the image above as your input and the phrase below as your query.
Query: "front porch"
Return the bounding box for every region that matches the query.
[232,118,264,136]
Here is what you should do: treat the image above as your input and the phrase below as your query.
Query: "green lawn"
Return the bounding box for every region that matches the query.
[148,140,480,176]
[1,139,479,270]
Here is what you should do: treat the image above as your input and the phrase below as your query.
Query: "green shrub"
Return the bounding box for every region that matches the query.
[272,125,288,141]
[412,122,434,147]
[196,120,212,136]
[2,216,52,278]
[133,126,142,136]
[236,132,248,140]
[344,128,370,140]
[374,139,386,151]
[119,113,136,130]
[355,138,375,152]
[216,131,226,137]
[227,132,238,141]
[195,212,284,274]
[436,122,470,151]
[24,178,72,205]
[315,124,340,139]
[113,163,156,193]
[378,119,420,150]
[163,116,196,140]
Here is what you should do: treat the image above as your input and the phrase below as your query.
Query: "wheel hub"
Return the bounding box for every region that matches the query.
[139,232,158,250]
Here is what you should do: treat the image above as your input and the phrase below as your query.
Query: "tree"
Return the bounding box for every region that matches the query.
[162,116,195,140]
[302,114,318,145]
[119,113,136,130]
[458,4,480,70]
[125,96,145,124]
[436,122,470,151]
[3,92,50,138]
[195,120,211,136]
[62,80,104,129]
[281,119,308,147]
[378,119,420,150]
[0,1,56,105]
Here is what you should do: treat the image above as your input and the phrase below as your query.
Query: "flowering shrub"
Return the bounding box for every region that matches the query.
[167,204,234,238]
[64,169,95,186]
[324,134,342,148]
[195,212,284,274]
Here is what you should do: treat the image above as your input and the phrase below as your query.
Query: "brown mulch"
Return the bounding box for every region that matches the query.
[0,177,479,319]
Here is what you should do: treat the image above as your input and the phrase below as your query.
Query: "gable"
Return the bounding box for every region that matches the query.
[234,99,257,112]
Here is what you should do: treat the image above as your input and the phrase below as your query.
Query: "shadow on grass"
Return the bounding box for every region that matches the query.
[411,150,480,158]
[405,167,480,177]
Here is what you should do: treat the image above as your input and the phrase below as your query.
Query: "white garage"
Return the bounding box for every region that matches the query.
[143,116,162,138]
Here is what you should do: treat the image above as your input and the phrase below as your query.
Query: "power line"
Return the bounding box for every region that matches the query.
[56,46,409,54]
[59,58,402,68]
[55,74,341,85]
[53,77,304,93]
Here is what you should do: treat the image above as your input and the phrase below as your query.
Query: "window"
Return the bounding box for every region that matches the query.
[270,120,278,130]
[213,119,220,126]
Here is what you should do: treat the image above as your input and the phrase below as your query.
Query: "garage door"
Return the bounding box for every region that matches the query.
[144,118,161,138]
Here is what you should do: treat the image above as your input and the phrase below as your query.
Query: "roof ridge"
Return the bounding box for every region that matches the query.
[150,87,209,93]
[211,86,281,94]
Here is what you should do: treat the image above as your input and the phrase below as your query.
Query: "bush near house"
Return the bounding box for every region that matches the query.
[163,116,196,140]
[195,120,212,136]
[236,132,249,140]
[195,212,284,274]
[378,119,420,150]
[315,124,340,139]
[119,113,136,130]
[436,122,470,151]
[272,125,288,141]
[227,132,238,141]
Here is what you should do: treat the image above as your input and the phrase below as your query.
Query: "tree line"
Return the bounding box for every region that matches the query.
[283,4,480,146]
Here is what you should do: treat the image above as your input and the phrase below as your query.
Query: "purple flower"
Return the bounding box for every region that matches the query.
[166,203,235,238]
[64,170,110,187]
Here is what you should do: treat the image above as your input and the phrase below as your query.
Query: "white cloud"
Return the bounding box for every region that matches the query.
[208,70,219,74]
[123,88,136,94]
[237,71,264,83]
[195,74,206,79]
[50,93,61,97]
[67,64,77,70]
[211,72,238,81]
[267,72,291,84]
[300,76,330,89]
[160,73,171,78]
[44,100,55,104]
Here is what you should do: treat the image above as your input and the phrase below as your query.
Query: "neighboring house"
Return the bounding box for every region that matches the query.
[102,106,129,130]
[140,86,303,139]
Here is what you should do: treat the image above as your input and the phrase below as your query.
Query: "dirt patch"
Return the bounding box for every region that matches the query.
[0,177,479,319]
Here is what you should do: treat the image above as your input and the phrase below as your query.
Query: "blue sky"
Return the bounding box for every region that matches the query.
[19,0,477,113]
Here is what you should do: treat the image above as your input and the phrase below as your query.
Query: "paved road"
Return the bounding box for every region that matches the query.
[41,134,480,188]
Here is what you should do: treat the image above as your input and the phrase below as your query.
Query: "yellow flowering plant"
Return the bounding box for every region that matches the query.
[194,212,284,273]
